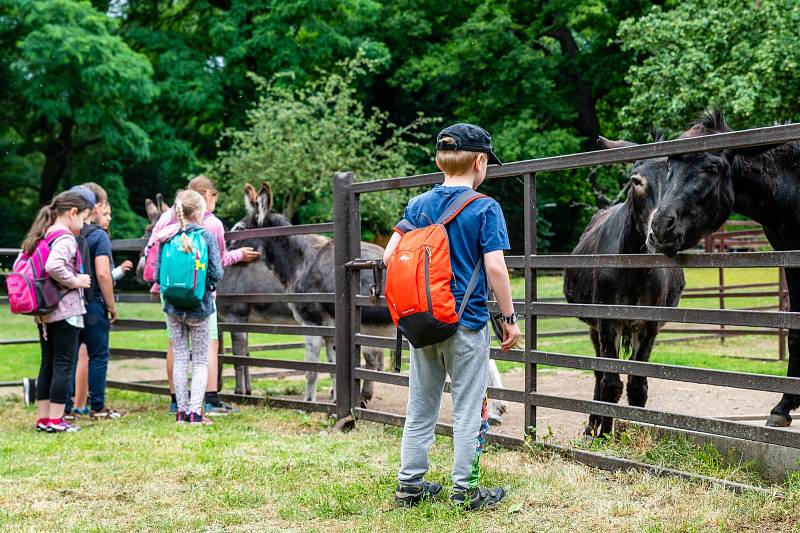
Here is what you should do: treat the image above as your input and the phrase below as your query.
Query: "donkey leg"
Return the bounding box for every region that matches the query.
[487,360,507,426]
[324,336,336,402]
[627,323,657,408]
[304,336,324,402]
[232,331,249,396]
[359,348,382,408]
[597,322,623,438]
[586,328,604,436]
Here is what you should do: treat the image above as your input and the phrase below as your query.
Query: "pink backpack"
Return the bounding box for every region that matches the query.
[5,229,82,315]
[142,210,212,283]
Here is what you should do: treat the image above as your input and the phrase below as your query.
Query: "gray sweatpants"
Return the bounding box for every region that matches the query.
[168,314,210,415]
[398,326,490,492]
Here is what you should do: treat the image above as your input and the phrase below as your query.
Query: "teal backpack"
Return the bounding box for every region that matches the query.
[159,227,208,309]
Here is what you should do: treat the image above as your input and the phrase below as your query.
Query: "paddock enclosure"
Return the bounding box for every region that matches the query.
[3,123,800,489]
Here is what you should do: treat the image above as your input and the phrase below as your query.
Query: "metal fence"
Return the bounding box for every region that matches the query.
[334,123,800,463]
[3,122,800,486]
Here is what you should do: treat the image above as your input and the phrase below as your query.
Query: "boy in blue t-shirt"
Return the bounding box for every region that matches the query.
[383,124,522,510]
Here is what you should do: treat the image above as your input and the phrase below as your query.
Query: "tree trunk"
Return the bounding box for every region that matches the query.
[549,25,601,151]
[38,119,73,205]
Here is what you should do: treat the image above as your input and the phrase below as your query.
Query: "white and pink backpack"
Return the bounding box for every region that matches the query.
[5,229,82,315]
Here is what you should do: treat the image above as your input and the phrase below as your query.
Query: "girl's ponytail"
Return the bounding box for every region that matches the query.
[21,205,55,254]
[20,190,89,254]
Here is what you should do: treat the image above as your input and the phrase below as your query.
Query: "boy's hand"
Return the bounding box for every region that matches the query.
[500,322,522,351]
[107,304,117,323]
[240,247,261,262]
[120,260,134,273]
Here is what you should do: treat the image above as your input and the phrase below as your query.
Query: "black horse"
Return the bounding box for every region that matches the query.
[648,109,800,427]
[564,136,685,437]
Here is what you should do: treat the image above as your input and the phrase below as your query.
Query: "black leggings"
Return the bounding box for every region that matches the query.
[37,320,80,404]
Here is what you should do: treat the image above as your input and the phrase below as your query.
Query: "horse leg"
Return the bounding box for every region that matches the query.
[324,336,336,402]
[487,359,507,426]
[304,336,324,402]
[768,268,800,426]
[596,321,623,437]
[586,327,604,436]
[626,323,657,408]
[360,347,382,408]
[232,331,249,396]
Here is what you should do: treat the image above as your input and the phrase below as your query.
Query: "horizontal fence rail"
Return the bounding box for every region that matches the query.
[351,123,800,193]
[504,251,800,269]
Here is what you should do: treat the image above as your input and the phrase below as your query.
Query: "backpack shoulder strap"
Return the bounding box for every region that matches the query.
[435,190,488,225]
[45,229,83,272]
[393,219,417,235]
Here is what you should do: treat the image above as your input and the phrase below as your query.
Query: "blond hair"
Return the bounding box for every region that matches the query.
[187,175,217,196]
[435,136,481,176]
[174,190,207,253]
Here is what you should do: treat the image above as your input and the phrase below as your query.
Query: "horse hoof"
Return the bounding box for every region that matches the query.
[766,413,792,427]
[488,415,503,426]
[360,400,369,409]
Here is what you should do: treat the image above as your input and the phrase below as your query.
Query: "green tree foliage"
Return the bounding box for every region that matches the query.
[213,51,435,239]
[0,0,153,245]
[619,0,800,133]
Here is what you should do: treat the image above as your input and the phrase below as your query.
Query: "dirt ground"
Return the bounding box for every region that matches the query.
[9,358,796,442]
[352,369,800,441]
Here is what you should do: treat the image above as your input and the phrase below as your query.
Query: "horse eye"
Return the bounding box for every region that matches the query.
[631,176,644,187]
[703,166,719,175]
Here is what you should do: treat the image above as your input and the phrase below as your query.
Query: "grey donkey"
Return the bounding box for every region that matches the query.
[138,195,309,397]
[234,182,509,423]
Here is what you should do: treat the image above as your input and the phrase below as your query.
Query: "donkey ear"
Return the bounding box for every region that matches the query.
[243,183,258,214]
[145,199,160,223]
[598,136,638,149]
[258,182,273,214]
[156,193,170,213]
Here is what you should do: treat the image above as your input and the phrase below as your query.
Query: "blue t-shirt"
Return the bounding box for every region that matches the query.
[401,184,510,330]
[83,224,113,302]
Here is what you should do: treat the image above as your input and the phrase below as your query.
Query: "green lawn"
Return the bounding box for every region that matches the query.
[0,394,797,532]
[1,268,799,530]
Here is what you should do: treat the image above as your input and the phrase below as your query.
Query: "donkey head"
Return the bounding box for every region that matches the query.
[136,193,170,284]
[648,109,779,256]
[598,133,669,243]
[231,182,281,233]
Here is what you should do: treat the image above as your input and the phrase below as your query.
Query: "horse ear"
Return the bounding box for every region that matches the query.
[598,136,637,149]
[678,123,705,139]
[145,199,160,223]
[258,182,273,214]
[244,183,258,214]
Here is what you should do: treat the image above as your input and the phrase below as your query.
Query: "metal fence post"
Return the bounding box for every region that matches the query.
[333,171,355,420]
[524,173,538,439]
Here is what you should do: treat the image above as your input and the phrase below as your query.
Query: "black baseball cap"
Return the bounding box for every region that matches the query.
[436,123,502,165]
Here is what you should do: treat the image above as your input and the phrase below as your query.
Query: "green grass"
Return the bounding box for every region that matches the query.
[0,393,797,532]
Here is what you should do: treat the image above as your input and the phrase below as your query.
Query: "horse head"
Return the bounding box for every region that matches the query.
[648,109,782,257]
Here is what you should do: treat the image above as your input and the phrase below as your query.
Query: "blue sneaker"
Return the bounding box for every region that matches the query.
[204,401,240,416]
[169,401,178,414]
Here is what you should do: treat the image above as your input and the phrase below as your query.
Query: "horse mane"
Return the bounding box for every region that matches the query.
[695,107,730,134]
[650,127,666,143]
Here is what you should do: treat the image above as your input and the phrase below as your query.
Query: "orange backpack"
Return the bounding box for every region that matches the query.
[385,190,488,356]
